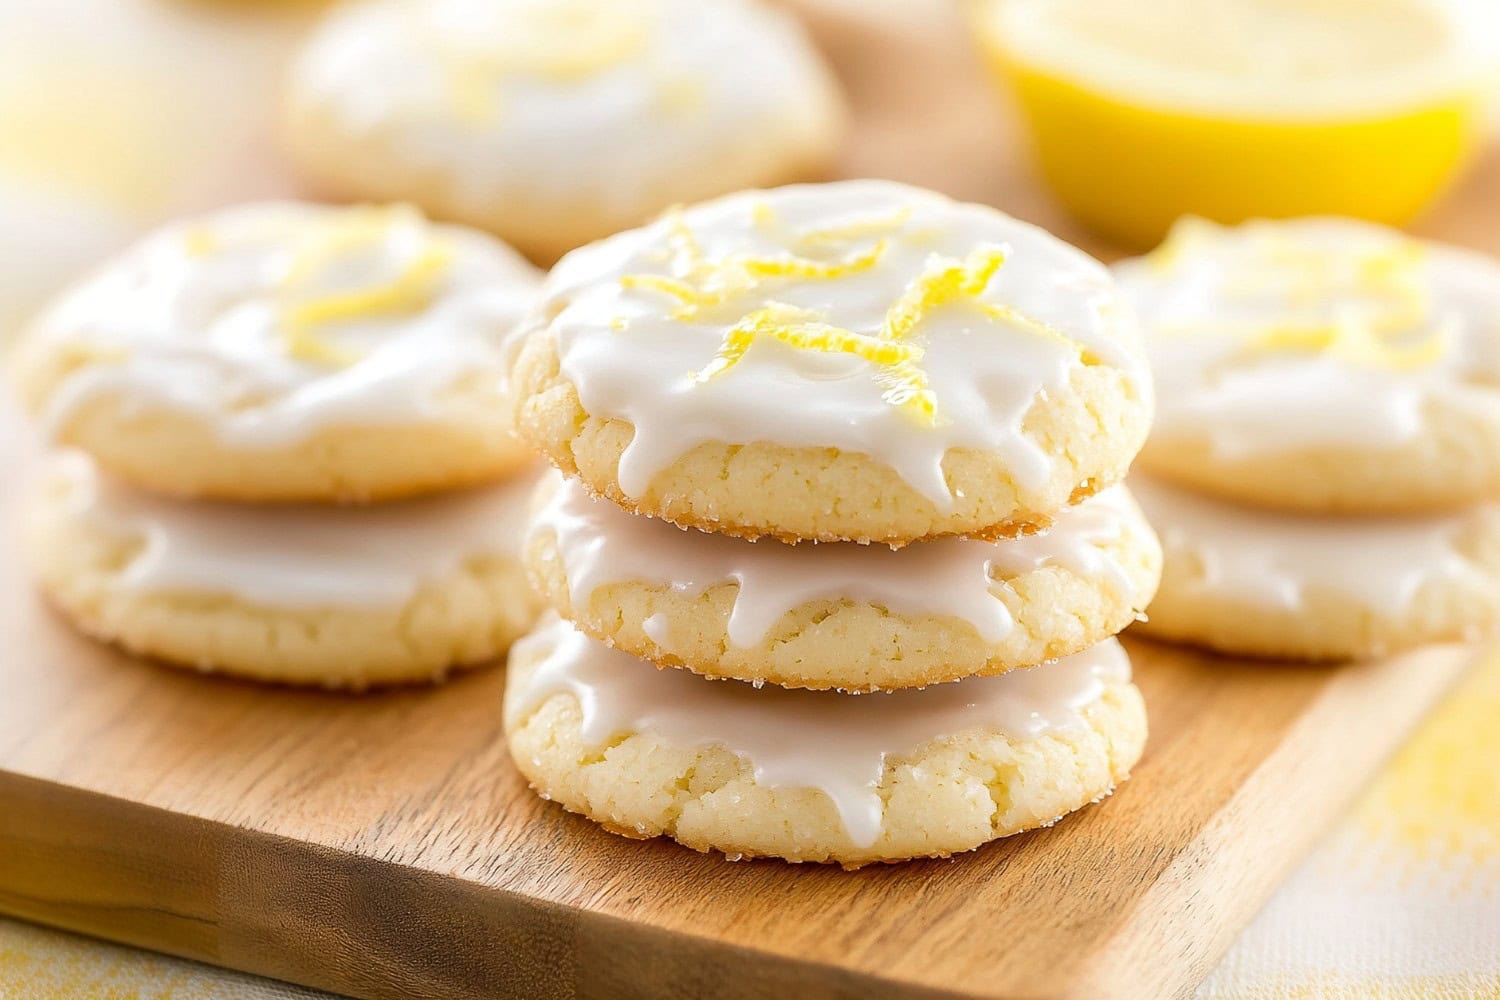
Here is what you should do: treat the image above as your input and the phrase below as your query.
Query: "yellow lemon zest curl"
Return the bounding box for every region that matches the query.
[424,4,648,125]
[797,206,913,248]
[1245,315,1451,373]
[692,303,937,422]
[627,212,1083,426]
[1237,234,1446,370]
[622,208,888,321]
[277,205,454,365]
[881,246,1007,342]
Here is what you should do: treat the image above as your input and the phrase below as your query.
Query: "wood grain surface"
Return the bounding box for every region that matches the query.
[1,3,1496,999]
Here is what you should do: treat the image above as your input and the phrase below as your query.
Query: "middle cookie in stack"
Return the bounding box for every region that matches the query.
[504,180,1161,866]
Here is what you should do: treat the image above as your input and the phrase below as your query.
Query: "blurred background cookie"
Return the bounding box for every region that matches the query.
[283,0,847,263]
[1117,217,1500,514]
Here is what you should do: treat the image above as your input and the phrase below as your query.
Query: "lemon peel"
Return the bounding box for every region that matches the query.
[691,303,936,421]
[180,228,218,258]
[1173,222,1451,371]
[631,215,1080,425]
[277,205,454,366]
[881,246,1008,343]
[796,206,913,248]
[623,210,888,321]
[977,0,1487,245]
[420,2,649,125]
[750,201,779,230]
[1244,315,1451,372]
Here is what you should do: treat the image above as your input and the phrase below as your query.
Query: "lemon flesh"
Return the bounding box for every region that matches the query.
[977,0,1493,248]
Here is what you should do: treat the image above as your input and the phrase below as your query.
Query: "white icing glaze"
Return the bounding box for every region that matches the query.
[1116,217,1500,460]
[289,0,840,216]
[31,201,540,445]
[505,616,1131,848]
[1130,475,1499,616]
[538,180,1149,505]
[530,472,1149,645]
[48,451,536,607]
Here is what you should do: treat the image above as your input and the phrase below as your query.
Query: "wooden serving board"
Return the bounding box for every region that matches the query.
[0,3,1495,998]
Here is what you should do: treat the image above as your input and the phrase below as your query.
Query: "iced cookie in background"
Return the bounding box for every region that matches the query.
[12,201,541,503]
[509,179,1153,544]
[1130,476,1500,662]
[1116,217,1500,514]
[504,616,1146,867]
[26,452,543,689]
[282,0,847,264]
[975,0,1495,247]
[525,471,1161,691]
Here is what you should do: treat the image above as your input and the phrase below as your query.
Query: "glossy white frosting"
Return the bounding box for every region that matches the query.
[289,0,840,215]
[1116,217,1500,460]
[530,472,1151,646]
[1131,475,1499,617]
[536,180,1149,505]
[505,616,1131,848]
[30,201,539,445]
[47,451,536,607]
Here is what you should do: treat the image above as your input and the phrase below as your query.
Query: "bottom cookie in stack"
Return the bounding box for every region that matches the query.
[504,615,1147,867]
[25,451,543,689]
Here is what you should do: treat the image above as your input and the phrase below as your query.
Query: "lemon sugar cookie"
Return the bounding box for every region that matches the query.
[510,180,1153,544]
[1117,217,1500,514]
[1130,476,1500,661]
[525,471,1161,690]
[26,452,543,688]
[13,201,540,503]
[284,0,846,263]
[504,616,1146,867]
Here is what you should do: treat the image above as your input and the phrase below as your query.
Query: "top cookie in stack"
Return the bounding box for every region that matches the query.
[503,181,1159,865]
[510,179,1153,544]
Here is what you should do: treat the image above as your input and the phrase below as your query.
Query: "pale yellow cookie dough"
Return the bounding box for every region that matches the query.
[25,456,544,688]
[524,475,1162,690]
[504,625,1147,866]
[12,201,540,503]
[282,0,846,264]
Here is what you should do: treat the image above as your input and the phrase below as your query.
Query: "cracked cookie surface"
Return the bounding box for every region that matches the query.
[503,616,1147,866]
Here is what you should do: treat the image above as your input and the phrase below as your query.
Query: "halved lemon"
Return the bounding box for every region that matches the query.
[975,0,1496,248]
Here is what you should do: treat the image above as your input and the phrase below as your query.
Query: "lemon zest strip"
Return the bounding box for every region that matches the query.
[1245,316,1450,372]
[797,206,913,248]
[691,303,934,420]
[277,205,453,365]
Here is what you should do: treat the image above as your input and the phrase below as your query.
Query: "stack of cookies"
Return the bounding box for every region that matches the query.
[12,201,547,689]
[1116,217,1500,661]
[502,180,1162,866]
